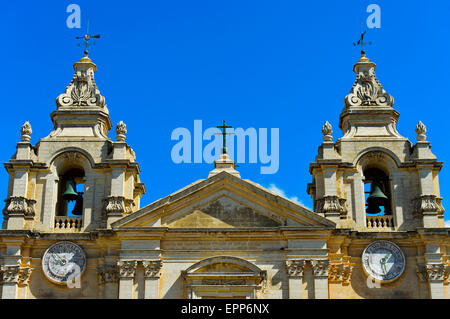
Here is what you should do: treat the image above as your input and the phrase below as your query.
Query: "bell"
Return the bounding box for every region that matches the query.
[62,177,79,201]
[71,195,83,215]
[366,181,389,214]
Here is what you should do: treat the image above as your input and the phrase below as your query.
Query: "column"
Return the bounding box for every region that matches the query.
[143,260,163,299]
[286,260,305,299]
[118,261,137,299]
[311,260,329,299]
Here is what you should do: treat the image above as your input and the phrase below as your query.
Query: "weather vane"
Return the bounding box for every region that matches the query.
[215,120,234,155]
[76,19,100,54]
[353,20,372,54]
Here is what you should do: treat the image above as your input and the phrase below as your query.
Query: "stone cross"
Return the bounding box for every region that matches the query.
[215,120,234,155]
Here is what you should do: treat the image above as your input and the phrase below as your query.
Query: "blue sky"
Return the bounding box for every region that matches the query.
[1,1,449,224]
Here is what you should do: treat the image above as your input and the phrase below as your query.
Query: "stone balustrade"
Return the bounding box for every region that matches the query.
[366,215,394,230]
[54,216,83,231]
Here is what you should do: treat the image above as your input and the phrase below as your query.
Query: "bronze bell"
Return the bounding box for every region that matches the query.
[366,181,389,214]
[71,195,83,216]
[62,177,79,201]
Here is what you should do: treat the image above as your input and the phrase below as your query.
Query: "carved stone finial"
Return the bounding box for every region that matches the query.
[416,121,427,141]
[344,55,393,108]
[56,56,105,108]
[116,121,127,142]
[20,121,32,142]
[322,121,333,142]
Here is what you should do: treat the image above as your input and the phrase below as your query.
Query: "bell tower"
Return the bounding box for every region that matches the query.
[2,51,146,232]
[307,51,445,231]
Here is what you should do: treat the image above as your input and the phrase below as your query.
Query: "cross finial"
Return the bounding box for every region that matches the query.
[76,19,100,56]
[353,20,372,55]
[215,120,234,155]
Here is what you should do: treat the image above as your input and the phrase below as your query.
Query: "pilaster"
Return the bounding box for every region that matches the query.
[286,260,305,299]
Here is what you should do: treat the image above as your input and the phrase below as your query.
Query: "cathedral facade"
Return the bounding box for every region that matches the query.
[0,50,448,299]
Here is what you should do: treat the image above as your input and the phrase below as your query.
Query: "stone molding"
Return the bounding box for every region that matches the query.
[3,196,36,219]
[142,260,163,278]
[286,260,306,278]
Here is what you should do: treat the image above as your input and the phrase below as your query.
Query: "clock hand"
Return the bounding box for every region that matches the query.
[53,254,64,265]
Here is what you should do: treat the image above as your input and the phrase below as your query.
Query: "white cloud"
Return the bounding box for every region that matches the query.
[267,183,303,205]
[445,220,450,228]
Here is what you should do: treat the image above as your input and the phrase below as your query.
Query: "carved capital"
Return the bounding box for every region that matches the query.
[286,260,306,278]
[328,263,353,284]
[417,264,445,282]
[117,261,137,278]
[103,196,126,216]
[311,260,330,277]
[1,266,31,285]
[413,195,441,215]
[316,196,347,216]
[98,265,119,284]
[142,260,163,278]
[3,196,36,219]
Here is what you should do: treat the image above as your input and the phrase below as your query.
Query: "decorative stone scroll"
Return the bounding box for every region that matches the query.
[311,260,330,278]
[142,260,163,278]
[286,260,306,278]
[315,196,347,215]
[56,55,105,108]
[3,196,36,219]
[344,53,393,108]
[117,261,138,278]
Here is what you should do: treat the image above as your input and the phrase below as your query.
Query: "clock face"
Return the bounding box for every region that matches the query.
[42,241,86,285]
[362,240,405,282]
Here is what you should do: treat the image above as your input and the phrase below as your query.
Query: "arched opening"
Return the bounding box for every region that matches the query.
[363,167,391,215]
[56,168,85,217]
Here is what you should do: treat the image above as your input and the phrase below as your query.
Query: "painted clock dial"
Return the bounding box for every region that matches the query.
[42,241,86,284]
[362,240,405,282]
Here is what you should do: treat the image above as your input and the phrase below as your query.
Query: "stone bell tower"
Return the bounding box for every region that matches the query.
[2,51,145,232]
[307,51,444,231]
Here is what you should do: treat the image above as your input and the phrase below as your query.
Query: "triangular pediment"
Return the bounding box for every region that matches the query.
[112,171,335,229]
